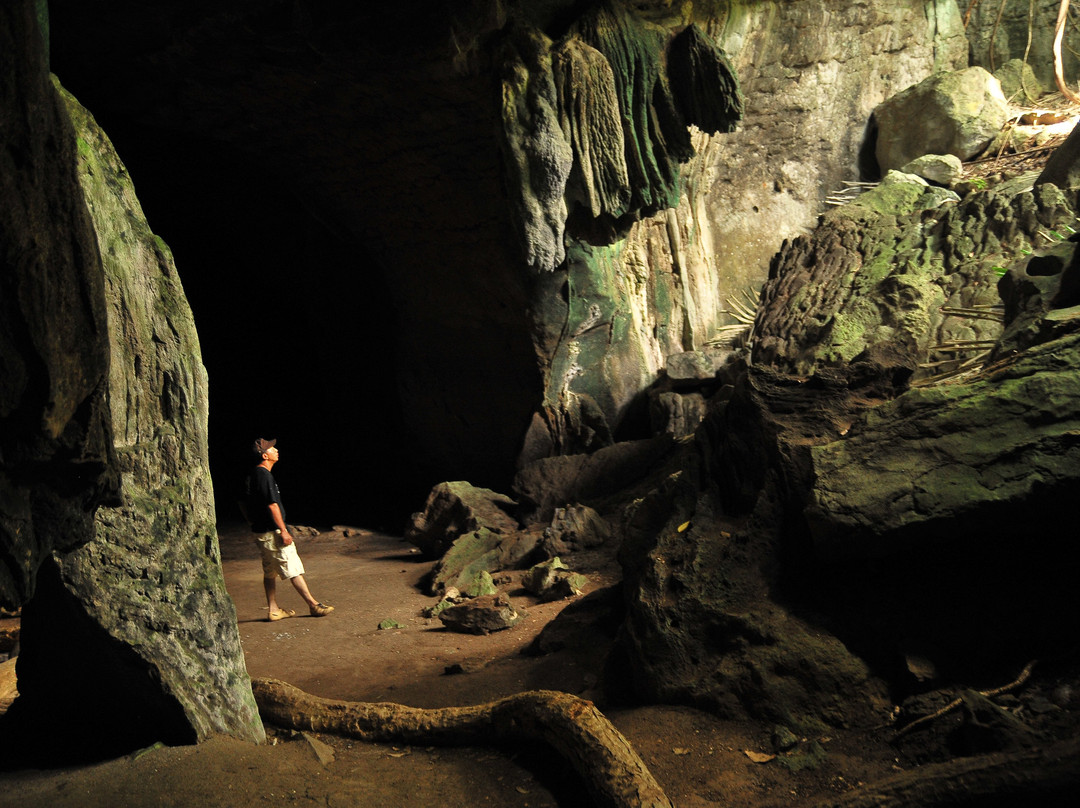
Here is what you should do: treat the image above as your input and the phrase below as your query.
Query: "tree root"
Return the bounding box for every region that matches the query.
[251,678,673,808]
[814,736,1080,807]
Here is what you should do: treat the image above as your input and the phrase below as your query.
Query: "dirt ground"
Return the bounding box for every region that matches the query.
[0,522,908,808]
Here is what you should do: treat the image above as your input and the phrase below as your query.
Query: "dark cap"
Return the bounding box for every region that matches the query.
[252,438,277,455]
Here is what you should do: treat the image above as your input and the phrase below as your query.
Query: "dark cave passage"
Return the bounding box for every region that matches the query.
[45,2,545,533]
[83,123,426,531]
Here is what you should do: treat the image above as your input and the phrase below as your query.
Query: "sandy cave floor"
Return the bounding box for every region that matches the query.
[0,523,910,808]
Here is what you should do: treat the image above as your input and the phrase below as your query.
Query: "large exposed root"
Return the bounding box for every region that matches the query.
[814,736,1080,807]
[251,678,673,808]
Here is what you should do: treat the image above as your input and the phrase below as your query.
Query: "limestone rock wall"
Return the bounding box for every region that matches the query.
[52,84,264,748]
[523,0,969,458]
[0,21,264,754]
[0,0,116,610]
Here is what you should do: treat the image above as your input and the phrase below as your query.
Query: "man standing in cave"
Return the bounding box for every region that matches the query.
[243,438,335,621]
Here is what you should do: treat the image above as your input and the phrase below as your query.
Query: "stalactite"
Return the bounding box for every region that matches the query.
[571,0,689,217]
[552,37,631,220]
[667,23,743,136]
[496,3,743,266]
[496,26,573,272]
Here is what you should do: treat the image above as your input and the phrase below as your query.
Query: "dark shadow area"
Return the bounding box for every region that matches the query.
[787,486,1080,699]
[62,119,426,531]
[0,559,196,768]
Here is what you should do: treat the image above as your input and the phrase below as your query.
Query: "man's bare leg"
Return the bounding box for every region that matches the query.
[288,574,319,610]
[289,574,334,616]
[264,577,281,613]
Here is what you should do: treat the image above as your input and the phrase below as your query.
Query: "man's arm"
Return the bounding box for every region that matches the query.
[268,503,293,545]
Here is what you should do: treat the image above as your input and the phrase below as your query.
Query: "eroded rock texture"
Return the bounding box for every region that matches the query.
[1,3,263,759]
[754,183,1076,379]
[609,169,1080,724]
[2,81,265,765]
[44,0,968,493]
[0,0,116,610]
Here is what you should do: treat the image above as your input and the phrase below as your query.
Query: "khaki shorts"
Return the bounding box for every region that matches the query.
[255,531,306,580]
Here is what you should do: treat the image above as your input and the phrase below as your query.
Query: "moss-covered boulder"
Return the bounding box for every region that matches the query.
[807,327,1080,552]
[426,527,541,597]
[522,557,587,602]
[405,481,520,558]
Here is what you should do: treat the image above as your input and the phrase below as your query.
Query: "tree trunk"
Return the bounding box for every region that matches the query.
[251,677,673,808]
[1053,1,1080,102]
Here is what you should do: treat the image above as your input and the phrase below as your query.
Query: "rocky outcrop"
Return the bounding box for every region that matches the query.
[520,0,969,461]
[1,48,263,761]
[513,436,680,522]
[405,481,520,558]
[43,1,968,493]
[59,85,263,747]
[540,504,610,556]
[610,161,1080,722]
[753,182,1076,381]
[607,429,887,729]
[0,0,116,611]
[873,67,1009,173]
[806,326,1080,556]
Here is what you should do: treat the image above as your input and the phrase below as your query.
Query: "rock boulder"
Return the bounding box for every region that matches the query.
[874,67,1008,174]
[439,592,524,635]
[2,82,265,764]
[405,481,519,558]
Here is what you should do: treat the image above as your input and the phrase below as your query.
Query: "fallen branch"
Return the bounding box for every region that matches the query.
[251,678,673,808]
[892,659,1036,739]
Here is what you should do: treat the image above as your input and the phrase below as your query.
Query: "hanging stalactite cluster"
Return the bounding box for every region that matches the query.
[497,1,743,272]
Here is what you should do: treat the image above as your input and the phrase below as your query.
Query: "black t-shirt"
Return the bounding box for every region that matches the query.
[246,466,285,533]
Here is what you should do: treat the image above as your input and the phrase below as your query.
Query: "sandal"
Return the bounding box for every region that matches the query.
[310,602,335,617]
[268,608,296,622]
